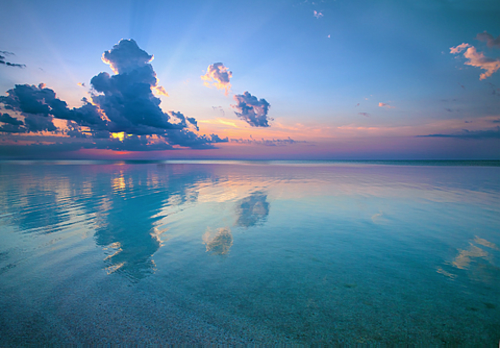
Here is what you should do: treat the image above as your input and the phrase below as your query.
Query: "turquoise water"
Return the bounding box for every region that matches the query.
[0,161,499,345]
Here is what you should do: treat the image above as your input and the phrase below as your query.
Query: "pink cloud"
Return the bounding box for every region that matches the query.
[462,46,500,80]
[313,10,323,18]
[201,62,232,95]
[450,43,470,54]
[450,42,500,80]
[378,102,394,109]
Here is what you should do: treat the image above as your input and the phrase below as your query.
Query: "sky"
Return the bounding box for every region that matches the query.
[0,0,499,160]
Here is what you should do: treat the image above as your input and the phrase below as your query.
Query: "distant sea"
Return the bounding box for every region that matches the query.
[0,160,499,345]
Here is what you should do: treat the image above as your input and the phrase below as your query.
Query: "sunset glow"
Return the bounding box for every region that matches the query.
[0,1,499,160]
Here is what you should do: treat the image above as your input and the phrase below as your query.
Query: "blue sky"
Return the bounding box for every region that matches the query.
[1,0,499,159]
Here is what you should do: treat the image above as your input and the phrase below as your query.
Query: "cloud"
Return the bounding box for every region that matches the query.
[210,134,229,143]
[232,91,271,127]
[23,114,58,133]
[0,39,227,152]
[492,119,500,123]
[101,40,152,74]
[378,102,394,108]
[231,136,304,146]
[0,113,24,126]
[450,43,470,54]
[201,62,232,95]
[450,43,500,80]
[0,84,107,130]
[0,51,25,68]
[419,127,500,139]
[358,112,369,117]
[313,10,323,18]
[170,111,199,131]
[0,112,41,134]
[476,31,500,49]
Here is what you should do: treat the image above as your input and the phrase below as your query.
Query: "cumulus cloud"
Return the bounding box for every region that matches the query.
[419,127,500,139]
[0,51,25,68]
[450,43,500,80]
[232,91,271,127]
[476,31,500,49]
[313,10,323,18]
[0,84,107,130]
[378,102,394,108]
[201,62,232,95]
[0,39,227,152]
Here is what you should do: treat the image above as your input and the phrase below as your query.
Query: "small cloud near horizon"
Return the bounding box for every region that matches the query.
[419,126,500,139]
[378,102,394,109]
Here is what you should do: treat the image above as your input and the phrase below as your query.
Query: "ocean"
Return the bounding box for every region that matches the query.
[0,160,499,345]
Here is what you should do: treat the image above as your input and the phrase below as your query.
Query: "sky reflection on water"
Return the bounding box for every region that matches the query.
[0,161,499,345]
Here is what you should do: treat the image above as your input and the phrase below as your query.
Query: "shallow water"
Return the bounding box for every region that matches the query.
[0,161,499,345]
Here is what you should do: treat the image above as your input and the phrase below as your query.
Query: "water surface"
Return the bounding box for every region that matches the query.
[0,161,499,345]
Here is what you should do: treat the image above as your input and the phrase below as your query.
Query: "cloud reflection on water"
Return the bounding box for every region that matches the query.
[236,191,270,227]
[203,227,233,255]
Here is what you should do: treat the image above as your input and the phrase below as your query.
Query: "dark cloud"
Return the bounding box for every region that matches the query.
[492,119,500,123]
[0,39,227,153]
[236,192,270,227]
[0,111,26,133]
[102,39,153,74]
[231,136,304,146]
[23,114,57,133]
[0,51,25,68]
[476,31,500,49]
[170,111,199,131]
[0,84,106,130]
[358,112,369,117]
[419,127,500,139]
[232,91,271,127]
[0,123,27,133]
[0,113,24,126]
[90,39,208,141]
[210,134,229,143]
